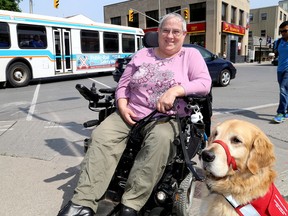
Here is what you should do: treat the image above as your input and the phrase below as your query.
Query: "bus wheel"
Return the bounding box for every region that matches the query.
[7,62,31,87]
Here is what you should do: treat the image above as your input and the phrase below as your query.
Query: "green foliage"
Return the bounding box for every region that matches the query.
[0,0,22,12]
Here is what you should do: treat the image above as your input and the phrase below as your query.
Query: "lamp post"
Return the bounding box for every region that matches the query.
[158,0,161,19]
[29,0,33,13]
[259,37,263,64]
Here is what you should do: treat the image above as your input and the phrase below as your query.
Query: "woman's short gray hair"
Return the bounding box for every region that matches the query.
[159,13,187,32]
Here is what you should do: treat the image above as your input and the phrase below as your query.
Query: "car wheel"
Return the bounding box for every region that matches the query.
[174,173,196,216]
[219,69,231,87]
[7,62,31,87]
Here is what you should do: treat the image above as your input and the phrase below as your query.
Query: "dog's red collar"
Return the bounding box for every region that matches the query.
[213,139,237,170]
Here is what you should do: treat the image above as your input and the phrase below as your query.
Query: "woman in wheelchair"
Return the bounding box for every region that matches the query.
[57,12,211,216]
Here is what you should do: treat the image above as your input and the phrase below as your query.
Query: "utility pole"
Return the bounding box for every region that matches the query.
[158,0,161,19]
[29,0,33,13]
[259,37,262,64]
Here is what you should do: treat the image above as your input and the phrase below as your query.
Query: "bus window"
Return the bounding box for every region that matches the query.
[122,34,135,53]
[103,32,119,53]
[81,30,100,53]
[17,24,47,49]
[0,22,10,48]
[137,36,143,50]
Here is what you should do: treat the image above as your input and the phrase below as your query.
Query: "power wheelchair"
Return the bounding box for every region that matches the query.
[74,31,212,216]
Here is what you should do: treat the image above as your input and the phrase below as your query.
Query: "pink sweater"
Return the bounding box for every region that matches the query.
[116,47,212,120]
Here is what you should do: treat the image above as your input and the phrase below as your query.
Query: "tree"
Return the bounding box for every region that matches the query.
[0,0,22,12]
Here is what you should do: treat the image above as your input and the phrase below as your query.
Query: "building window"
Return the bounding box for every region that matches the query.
[111,17,121,25]
[222,3,227,21]
[280,11,283,20]
[249,31,252,37]
[190,2,206,22]
[128,13,139,28]
[166,6,181,14]
[231,6,236,24]
[146,10,159,28]
[261,13,267,20]
[239,10,244,26]
[250,13,253,22]
[261,30,266,37]
[190,35,205,47]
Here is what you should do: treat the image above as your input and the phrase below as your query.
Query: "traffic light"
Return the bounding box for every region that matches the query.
[184,9,189,20]
[129,9,134,22]
[54,0,59,9]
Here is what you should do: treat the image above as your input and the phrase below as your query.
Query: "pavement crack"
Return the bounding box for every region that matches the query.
[0,121,17,136]
[268,134,288,144]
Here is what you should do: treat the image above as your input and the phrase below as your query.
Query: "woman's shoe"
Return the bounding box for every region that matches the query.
[120,205,138,216]
[57,201,94,216]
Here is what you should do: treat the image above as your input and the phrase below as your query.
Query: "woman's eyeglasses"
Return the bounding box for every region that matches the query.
[280,29,288,33]
[161,28,183,37]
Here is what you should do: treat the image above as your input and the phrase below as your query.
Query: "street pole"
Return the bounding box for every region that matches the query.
[259,38,262,64]
[158,0,161,19]
[245,45,247,62]
[29,0,33,14]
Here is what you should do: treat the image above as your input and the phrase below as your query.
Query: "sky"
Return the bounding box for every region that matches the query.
[19,0,280,23]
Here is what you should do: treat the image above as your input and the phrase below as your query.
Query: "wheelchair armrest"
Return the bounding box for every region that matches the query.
[76,84,102,102]
[184,95,208,104]
[99,87,116,94]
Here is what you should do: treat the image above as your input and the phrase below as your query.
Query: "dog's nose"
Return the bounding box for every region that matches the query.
[201,150,215,162]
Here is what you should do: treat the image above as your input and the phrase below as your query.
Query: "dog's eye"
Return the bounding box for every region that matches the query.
[231,137,242,144]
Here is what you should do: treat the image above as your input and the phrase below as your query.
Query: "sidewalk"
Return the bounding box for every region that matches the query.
[233,60,274,66]
[0,105,287,216]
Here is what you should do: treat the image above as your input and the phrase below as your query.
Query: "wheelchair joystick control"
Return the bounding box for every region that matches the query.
[90,83,97,94]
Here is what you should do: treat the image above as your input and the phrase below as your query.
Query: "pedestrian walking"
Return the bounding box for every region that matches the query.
[273,21,288,123]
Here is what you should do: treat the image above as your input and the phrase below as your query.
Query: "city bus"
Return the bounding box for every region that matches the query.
[0,9,144,87]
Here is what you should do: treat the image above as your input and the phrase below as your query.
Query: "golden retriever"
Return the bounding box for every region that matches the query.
[200,119,288,216]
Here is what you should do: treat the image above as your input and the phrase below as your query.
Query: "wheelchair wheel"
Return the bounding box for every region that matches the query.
[174,173,196,216]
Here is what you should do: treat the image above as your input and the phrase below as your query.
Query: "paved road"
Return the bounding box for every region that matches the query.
[0,62,287,215]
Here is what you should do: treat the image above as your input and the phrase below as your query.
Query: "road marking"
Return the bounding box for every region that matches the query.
[87,79,279,117]
[0,128,13,131]
[213,103,278,116]
[89,78,112,88]
[26,83,40,121]
[0,121,16,134]
[44,125,71,129]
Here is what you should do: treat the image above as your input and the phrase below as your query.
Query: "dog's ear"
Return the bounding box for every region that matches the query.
[247,132,275,174]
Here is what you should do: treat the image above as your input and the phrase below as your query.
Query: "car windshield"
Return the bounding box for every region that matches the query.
[183,44,214,60]
[193,46,212,60]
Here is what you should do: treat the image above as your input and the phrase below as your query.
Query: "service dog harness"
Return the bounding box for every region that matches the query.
[213,140,288,216]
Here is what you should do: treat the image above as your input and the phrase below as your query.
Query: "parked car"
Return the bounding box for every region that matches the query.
[113,44,237,87]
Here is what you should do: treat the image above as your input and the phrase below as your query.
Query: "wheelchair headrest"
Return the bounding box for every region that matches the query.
[143,31,159,47]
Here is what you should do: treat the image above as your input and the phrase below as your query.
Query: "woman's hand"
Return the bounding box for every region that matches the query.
[117,98,137,125]
[156,86,185,113]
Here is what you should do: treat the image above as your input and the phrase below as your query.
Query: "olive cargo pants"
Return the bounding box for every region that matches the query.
[71,111,179,212]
